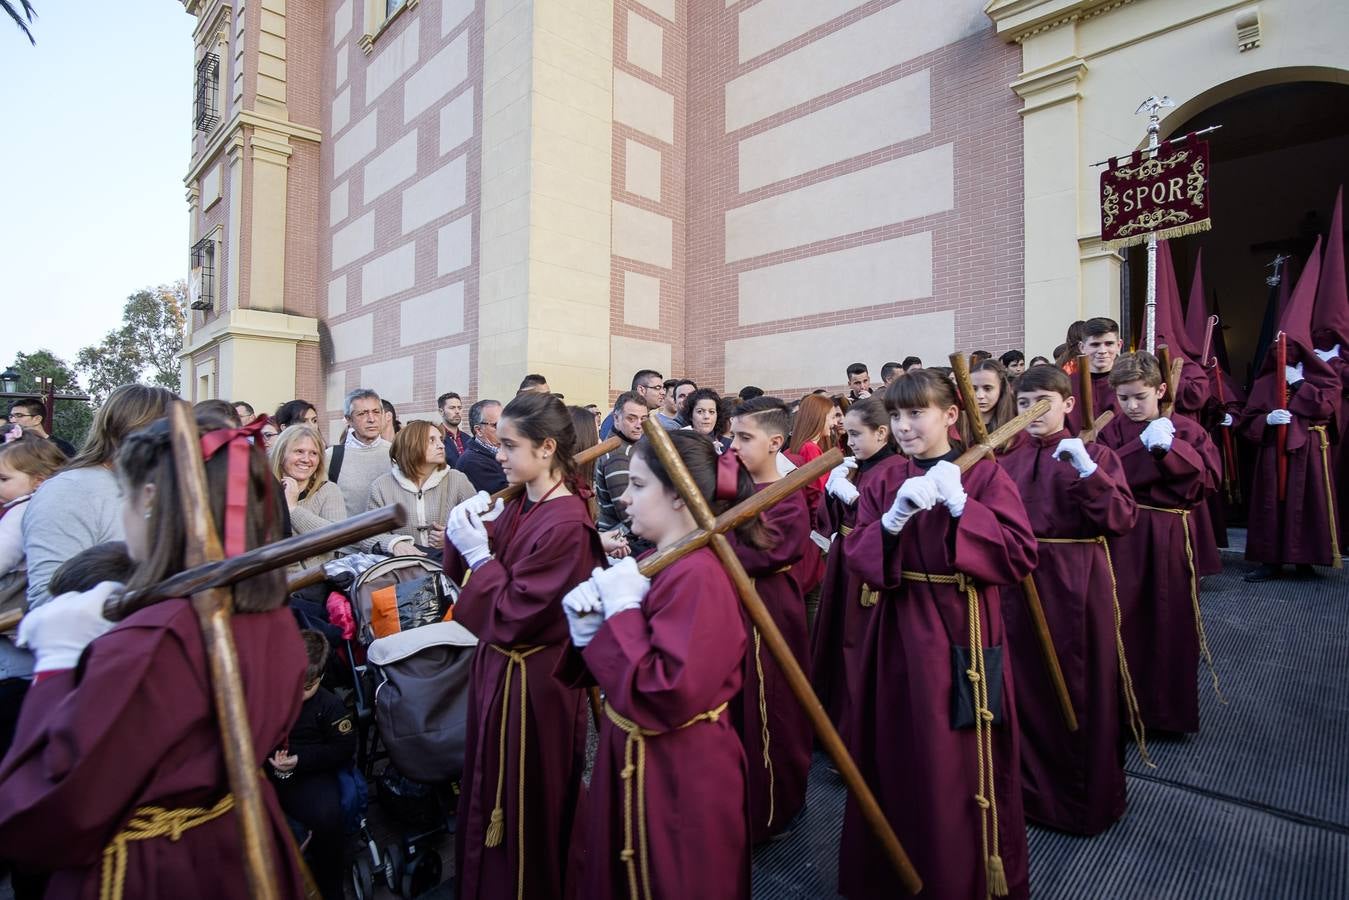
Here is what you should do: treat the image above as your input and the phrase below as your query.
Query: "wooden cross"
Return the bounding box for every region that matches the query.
[951,354,1078,732]
[1075,354,1115,443]
[97,402,407,898]
[634,420,923,894]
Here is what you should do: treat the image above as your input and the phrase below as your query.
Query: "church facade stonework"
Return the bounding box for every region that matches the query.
[175,0,1349,434]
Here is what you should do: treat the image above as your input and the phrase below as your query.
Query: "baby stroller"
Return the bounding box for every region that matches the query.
[339,556,478,899]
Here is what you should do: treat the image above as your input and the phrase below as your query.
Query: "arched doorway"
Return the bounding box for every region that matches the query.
[1124,78,1349,387]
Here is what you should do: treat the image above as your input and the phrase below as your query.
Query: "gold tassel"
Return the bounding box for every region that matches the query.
[484,806,504,848]
[987,854,1009,897]
[859,585,879,608]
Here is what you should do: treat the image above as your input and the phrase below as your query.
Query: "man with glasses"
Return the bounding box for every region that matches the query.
[7,400,76,456]
[455,399,507,493]
[323,388,392,516]
[600,369,666,439]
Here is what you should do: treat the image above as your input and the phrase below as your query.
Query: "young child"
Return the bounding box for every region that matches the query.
[269,630,357,900]
[0,407,311,899]
[443,391,605,900]
[840,370,1037,900]
[726,396,812,842]
[0,435,67,590]
[1065,317,1124,434]
[1239,240,1343,581]
[559,430,763,900]
[999,365,1140,836]
[1097,352,1222,735]
[809,398,900,740]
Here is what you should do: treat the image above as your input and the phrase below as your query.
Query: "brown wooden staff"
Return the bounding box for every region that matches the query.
[1075,354,1114,442]
[1273,332,1289,501]
[164,401,281,899]
[635,420,923,894]
[951,354,1078,732]
[953,398,1051,472]
[1155,345,1184,420]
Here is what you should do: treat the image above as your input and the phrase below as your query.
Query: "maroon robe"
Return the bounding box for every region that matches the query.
[1331,352,1349,552]
[557,547,749,900]
[839,456,1037,900]
[1065,370,1121,435]
[726,483,811,843]
[808,448,901,740]
[999,432,1138,835]
[0,601,308,899]
[1098,414,1220,733]
[445,492,605,900]
[1238,351,1342,567]
[1168,358,1223,575]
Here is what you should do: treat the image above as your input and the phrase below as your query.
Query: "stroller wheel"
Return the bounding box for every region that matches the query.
[405,848,443,897]
[350,855,375,900]
[383,842,405,892]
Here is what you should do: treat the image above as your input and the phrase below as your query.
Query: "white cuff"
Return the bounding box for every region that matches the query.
[464,545,493,569]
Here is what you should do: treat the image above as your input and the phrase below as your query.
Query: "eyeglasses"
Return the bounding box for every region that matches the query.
[7,413,34,422]
[351,409,383,420]
[641,383,666,393]
[482,420,500,429]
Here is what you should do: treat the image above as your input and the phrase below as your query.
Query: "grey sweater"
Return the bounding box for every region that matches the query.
[324,438,392,517]
[288,481,349,568]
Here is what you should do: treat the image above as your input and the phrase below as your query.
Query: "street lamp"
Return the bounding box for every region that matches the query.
[0,367,17,394]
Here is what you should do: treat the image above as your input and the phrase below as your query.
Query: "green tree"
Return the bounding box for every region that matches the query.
[76,281,187,404]
[10,350,94,449]
[3,1,35,44]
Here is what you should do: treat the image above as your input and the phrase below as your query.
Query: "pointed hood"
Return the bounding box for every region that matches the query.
[1279,237,1321,352]
[1184,248,1211,359]
[1154,240,1201,361]
[1311,185,1348,348]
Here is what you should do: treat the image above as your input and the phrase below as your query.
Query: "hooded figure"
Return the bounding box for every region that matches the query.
[1237,238,1343,580]
[1310,187,1349,551]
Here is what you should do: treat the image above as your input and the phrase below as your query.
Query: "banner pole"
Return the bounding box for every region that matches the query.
[1137,96,1173,353]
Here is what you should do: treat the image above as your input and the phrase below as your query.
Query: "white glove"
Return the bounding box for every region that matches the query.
[1139,417,1175,452]
[1053,437,1098,479]
[825,457,860,505]
[17,581,122,674]
[561,579,603,648]
[925,460,967,518]
[1315,344,1341,363]
[1221,413,1233,427]
[591,557,649,619]
[1266,408,1293,426]
[1285,363,1304,386]
[881,477,941,534]
[458,490,504,523]
[447,495,492,568]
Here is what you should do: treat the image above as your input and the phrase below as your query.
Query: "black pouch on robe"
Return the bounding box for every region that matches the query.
[950,644,1005,729]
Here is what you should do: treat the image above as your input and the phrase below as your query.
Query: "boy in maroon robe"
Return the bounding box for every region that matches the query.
[444,392,605,900]
[810,398,900,742]
[0,413,311,900]
[1098,352,1222,734]
[1240,238,1343,581]
[1065,317,1123,434]
[1000,365,1139,836]
[841,371,1037,900]
[558,430,755,900]
[726,396,812,843]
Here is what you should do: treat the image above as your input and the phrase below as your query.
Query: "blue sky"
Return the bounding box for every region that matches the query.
[0,2,193,372]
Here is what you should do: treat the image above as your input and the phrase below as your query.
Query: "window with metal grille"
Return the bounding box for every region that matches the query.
[386,0,406,17]
[194,53,220,133]
[190,236,216,311]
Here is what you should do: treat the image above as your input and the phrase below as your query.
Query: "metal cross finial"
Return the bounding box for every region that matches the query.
[1265,253,1291,287]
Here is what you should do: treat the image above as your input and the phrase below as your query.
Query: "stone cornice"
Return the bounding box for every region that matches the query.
[184,109,321,186]
[985,0,1138,43]
[1011,56,1088,113]
[178,308,320,360]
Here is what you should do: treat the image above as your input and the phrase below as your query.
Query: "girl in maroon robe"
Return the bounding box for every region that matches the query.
[726,396,812,842]
[443,392,605,900]
[1000,365,1139,836]
[809,397,899,740]
[0,410,310,899]
[840,371,1037,900]
[1098,353,1222,734]
[558,429,763,900]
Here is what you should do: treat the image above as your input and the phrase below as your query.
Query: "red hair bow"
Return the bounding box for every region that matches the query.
[198,416,269,558]
[716,446,744,502]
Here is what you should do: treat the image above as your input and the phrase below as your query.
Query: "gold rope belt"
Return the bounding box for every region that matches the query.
[1308,426,1344,569]
[900,570,1008,897]
[1135,505,1224,702]
[603,700,729,900]
[1038,537,1153,767]
[746,564,789,832]
[484,643,546,900]
[837,524,879,606]
[100,794,235,900]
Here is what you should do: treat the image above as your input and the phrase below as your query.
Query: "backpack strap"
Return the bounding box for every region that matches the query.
[329,444,345,483]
